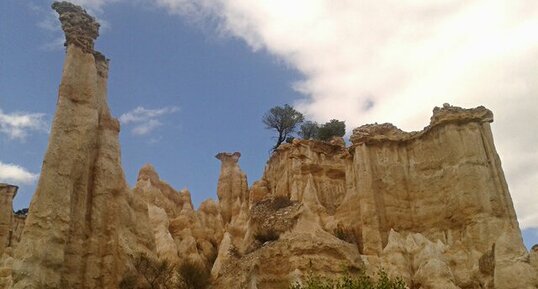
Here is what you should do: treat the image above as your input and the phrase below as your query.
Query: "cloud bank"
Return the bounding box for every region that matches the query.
[35,0,538,229]
[119,106,179,136]
[0,161,39,185]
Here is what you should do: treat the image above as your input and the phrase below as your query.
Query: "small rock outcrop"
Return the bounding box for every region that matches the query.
[51,1,100,53]
[0,184,18,257]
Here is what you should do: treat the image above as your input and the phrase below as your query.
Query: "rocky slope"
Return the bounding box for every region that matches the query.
[0,2,536,289]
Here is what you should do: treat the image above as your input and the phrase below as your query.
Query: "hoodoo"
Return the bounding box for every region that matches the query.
[9,2,149,288]
[1,2,536,289]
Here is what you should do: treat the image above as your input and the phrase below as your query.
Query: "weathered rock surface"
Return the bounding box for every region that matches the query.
[134,165,224,269]
[2,3,535,289]
[0,184,18,258]
[8,3,154,289]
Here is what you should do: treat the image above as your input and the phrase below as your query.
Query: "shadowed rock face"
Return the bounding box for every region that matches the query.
[0,184,18,257]
[1,2,536,289]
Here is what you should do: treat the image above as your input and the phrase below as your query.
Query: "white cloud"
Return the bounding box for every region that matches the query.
[0,161,39,185]
[0,109,48,140]
[31,0,538,229]
[119,106,179,136]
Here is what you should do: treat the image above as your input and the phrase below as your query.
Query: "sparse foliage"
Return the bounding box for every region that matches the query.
[176,260,211,289]
[14,208,29,216]
[317,119,345,141]
[289,268,407,289]
[298,121,320,140]
[120,254,176,289]
[263,104,304,150]
[297,119,346,142]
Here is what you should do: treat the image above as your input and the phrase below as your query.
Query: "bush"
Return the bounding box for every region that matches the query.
[298,121,320,140]
[317,119,345,141]
[120,255,211,289]
[177,260,211,289]
[297,119,346,142]
[120,254,175,289]
[289,268,407,289]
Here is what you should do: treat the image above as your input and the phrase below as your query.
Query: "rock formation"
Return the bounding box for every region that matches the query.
[8,3,153,289]
[0,184,18,258]
[1,2,536,289]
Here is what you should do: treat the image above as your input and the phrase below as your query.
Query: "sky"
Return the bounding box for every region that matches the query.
[0,0,537,249]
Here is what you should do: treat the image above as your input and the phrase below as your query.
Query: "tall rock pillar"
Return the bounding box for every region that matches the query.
[215,152,249,225]
[11,2,130,289]
[215,152,249,247]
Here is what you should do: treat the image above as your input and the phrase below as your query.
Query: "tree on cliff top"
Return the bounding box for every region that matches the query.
[298,121,319,140]
[317,119,345,141]
[263,104,304,150]
[298,119,346,141]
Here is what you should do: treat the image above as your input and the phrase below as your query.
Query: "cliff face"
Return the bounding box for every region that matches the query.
[2,2,536,289]
[211,104,537,289]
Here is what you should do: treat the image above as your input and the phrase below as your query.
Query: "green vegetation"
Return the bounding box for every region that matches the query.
[298,121,320,140]
[299,119,346,141]
[263,104,305,150]
[263,105,346,149]
[289,269,407,289]
[317,119,345,141]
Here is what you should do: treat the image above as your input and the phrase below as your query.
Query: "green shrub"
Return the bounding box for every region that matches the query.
[289,268,407,289]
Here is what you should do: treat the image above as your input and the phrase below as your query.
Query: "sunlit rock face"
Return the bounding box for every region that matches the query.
[213,105,537,289]
[8,3,154,289]
[1,2,536,289]
[134,164,224,269]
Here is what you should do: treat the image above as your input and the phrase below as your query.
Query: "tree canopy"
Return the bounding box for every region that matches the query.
[263,104,304,150]
[263,105,346,149]
[317,119,346,141]
[298,121,319,140]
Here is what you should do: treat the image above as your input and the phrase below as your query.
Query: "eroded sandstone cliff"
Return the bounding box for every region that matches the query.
[8,3,155,288]
[1,2,536,289]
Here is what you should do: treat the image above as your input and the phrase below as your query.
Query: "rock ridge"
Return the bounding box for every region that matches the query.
[351,103,493,145]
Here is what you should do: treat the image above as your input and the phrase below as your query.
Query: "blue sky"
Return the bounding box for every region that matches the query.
[1,0,537,249]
